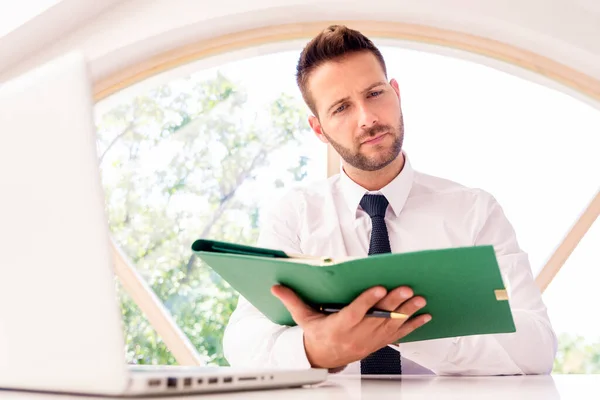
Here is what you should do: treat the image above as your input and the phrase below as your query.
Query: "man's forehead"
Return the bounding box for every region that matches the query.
[307,52,386,106]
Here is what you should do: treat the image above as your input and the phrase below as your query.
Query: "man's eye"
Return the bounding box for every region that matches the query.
[334,104,347,114]
[370,90,383,97]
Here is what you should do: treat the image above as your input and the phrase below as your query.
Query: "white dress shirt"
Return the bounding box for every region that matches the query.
[222,152,557,375]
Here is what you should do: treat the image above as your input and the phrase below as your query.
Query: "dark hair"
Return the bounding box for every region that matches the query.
[296,25,387,116]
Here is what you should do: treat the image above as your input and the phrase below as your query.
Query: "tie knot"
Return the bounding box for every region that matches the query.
[360,194,389,218]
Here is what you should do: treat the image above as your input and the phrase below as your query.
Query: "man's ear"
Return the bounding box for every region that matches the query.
[390,78,401,99]
[308,115,329,144]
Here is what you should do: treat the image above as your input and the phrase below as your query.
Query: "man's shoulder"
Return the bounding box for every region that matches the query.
[267,175,339,209]
[411,170,497,207]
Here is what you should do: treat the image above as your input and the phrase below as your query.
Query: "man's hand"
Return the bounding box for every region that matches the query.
[271,284,431,371]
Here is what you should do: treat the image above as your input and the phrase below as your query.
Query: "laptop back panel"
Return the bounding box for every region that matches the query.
[0,52,129,395]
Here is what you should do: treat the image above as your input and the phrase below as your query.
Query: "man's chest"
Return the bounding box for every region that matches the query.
[297,207,476,258]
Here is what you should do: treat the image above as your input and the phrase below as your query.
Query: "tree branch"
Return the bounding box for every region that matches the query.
[183,148,268,279]
[99,121,135,165]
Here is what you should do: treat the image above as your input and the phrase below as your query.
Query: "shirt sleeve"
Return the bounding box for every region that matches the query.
[398,192,558,375]
[222,191,312,369]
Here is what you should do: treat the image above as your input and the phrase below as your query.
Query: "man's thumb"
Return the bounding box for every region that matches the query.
[271,285,320,326]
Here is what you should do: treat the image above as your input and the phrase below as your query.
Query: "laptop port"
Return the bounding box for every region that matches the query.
[148,379,161,387]
[197,378,203,384]
[223,377,233,383]
[167,377,177,389]
[183,377,192,387]
[208,377,218,384]
[238,376,257,381]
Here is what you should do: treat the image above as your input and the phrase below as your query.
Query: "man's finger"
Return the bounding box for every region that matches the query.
[394,313,432,340]
[395,295,427,317]
[271,285,321,326]
[380,295,427,334]
[374,286,413,312]
[335,286,387,326]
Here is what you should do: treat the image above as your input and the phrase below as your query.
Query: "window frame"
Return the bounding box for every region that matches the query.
[92,21,600,365]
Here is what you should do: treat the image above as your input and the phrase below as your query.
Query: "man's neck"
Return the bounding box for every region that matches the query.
[343,153,406,191]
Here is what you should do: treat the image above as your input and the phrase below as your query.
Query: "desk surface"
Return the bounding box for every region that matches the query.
[0,374,597,399]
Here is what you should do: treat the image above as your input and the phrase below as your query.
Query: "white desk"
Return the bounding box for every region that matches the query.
[0,374,597,399]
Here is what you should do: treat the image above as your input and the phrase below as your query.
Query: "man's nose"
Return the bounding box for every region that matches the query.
[358,103,378,129]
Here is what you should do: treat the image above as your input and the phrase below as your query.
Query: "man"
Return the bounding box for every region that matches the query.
[222,25,557,375]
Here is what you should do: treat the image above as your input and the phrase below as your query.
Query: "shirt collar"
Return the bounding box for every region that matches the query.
[339,151,414,218]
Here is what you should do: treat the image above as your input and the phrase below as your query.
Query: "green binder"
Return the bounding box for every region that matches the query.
[191,239,516,343]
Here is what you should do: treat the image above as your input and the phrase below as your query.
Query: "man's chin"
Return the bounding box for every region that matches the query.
[362,152,398,168]
[351,158,395,172]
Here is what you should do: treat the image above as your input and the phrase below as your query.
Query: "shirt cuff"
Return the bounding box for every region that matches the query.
[271,325,312,369]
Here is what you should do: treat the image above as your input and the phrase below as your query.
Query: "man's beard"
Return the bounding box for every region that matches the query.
[323,116,404,172]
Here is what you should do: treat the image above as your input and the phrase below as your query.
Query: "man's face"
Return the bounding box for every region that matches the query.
[307,51,404,172]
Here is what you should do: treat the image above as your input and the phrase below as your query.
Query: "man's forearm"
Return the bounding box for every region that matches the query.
[399,310,557,375]
[222,298,311,369]
[493,310,557,374]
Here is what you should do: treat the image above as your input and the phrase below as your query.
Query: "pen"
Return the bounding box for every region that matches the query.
[318,305,408,320]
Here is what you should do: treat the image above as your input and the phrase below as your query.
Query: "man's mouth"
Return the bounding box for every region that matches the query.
[361,132,388,145]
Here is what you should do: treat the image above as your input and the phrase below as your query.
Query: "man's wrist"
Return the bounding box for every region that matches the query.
[303,332,326,368]
[303,332,345,369]
[327,365,347,373]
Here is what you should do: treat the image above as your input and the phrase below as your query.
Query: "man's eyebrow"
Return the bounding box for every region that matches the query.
[327,96,350,114]
[362,81,387,93]
[326,81,388,114]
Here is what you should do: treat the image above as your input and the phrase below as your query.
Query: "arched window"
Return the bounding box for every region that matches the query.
[95,40,599,372]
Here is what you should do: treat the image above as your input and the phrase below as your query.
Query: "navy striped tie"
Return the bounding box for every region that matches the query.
[359,194,402,375]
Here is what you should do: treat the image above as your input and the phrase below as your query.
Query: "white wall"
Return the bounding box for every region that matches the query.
[1,0,599,90]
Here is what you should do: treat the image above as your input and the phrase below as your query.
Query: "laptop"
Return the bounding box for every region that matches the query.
[0,52,327,396]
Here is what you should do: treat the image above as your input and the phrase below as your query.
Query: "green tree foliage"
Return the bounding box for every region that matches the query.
[553,333,600,374]
[95,72,311,366]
